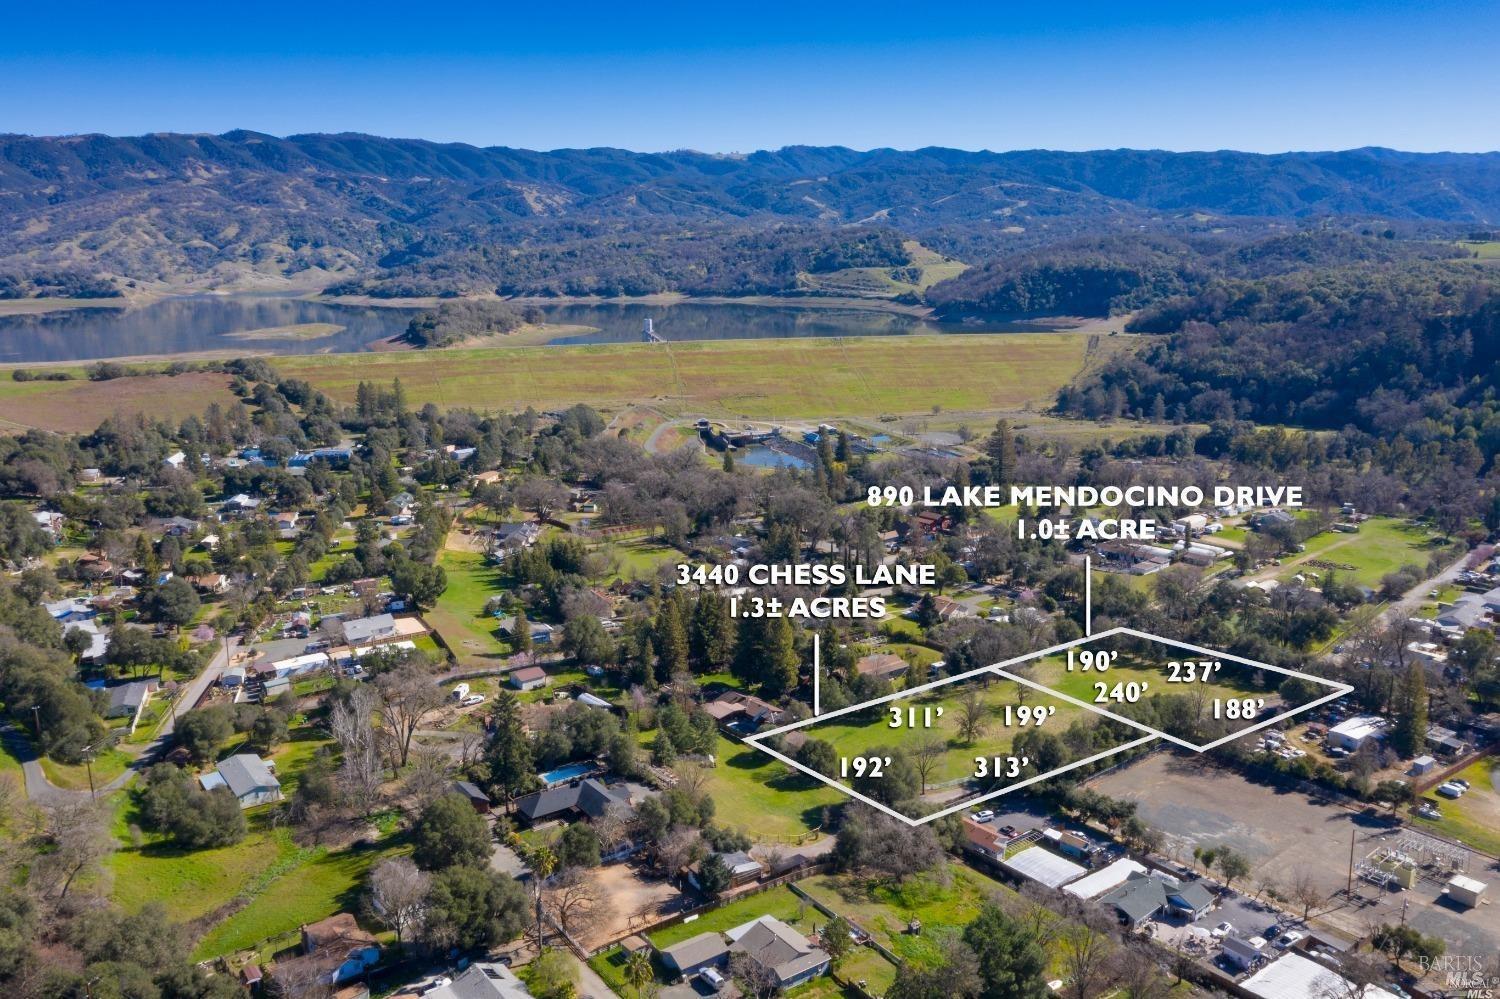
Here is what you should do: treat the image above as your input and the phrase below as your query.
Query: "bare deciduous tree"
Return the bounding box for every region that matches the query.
[544,868,613,941]
[1059,923,1115,999]
[910,735,946,793]
[40,798,113,898]
[376,659,445,769]
[957,687,988,744]
[369,856,430,950]
[332,683,384,808]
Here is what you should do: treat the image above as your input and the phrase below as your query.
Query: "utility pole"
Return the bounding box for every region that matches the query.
[82,744,97,800]
[1347,827,1356,897]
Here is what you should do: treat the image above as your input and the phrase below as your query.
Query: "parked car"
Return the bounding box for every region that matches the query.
[1275,930,1306,950]
[461,693,486,707]
[1436,782,1466,799]
[972,810,995,822]
[1211,921,1234,939]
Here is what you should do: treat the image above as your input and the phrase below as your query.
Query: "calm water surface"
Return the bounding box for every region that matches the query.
[0,294,1052,363]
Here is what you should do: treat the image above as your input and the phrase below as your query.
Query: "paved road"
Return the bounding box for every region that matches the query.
[3,636,239,804]
[570,952,623,999]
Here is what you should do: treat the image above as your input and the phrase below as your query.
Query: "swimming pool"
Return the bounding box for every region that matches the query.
[538,762,596,785]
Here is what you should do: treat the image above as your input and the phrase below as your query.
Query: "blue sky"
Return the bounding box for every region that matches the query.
[2,1,1496,153]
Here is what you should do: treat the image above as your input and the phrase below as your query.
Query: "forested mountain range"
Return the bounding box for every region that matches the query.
[1,132,1497,297]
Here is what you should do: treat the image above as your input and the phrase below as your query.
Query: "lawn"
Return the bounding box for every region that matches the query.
[268,333,1109,420]
[704,735,842,843]
[426,548,513,666]
[191,839,401,960]
[41,746,133,792]
[1273,517,1447,588]
[1411,759,1500,857]
[796,865,1016,968]
[599,537,680,582]
[111,818,301,925]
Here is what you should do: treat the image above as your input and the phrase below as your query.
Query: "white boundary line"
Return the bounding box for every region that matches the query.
[741,624,1354,825]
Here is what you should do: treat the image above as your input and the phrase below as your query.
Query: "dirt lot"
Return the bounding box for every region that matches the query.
[1091,751,1500,958]
[573,861,690,951]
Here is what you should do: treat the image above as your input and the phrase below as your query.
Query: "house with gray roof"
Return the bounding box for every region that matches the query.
[417,962,533,999]
[340,613,397,646]
[658,931,731,976]
[728,915,830,989]
[512,778,632,825]
[1165,878,1216,920]
[1099,873,1167,928]
[103,678,157,732]
[199,753,282,808]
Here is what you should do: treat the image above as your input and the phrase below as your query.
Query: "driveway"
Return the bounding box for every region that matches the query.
[2,635,238,803]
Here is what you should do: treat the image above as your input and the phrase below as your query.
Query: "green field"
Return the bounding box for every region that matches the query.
[704,735,842,842]
[808,678,1089,786]
[1272,517,1447,588]
[1411,759,1500,857]
[426,548,513,666]
[795,865,1016,968]
[1457,240,1500,260]
[269,333,1106,420]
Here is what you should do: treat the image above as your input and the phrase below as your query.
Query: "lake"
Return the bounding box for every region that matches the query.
[0,294,1054,364]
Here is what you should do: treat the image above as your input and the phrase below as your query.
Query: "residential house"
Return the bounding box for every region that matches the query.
[273,511,300,537]
[269,913,380,997]
[658,932,730,977]
[409,962,534,999]
[509,666,550,691]
[189,573,228,595]
[1248,509,1295,532]
[704,691,785,731]
[1220,932,1267,972]
[340,613,398,647]
[32,510,65,539]
[199,753,282,808]
[1098,873,1168,929]
[689,850,764,891]
[164,451,186,469]
[490,522,542,559]
[728,916,831,989]
[156,516,199,538]
[103,679,157,731]
[1164,878,1217,921]
[512,778,635,826]
[497,617,554,645]
[223,493,262,517]
[1425,725,1470,757]
[65,618,110,666]
[855,652,908,682]
[452,780,492,813]
[960,817,1009,861]
[45,596,96,623]
[930,595,972,622]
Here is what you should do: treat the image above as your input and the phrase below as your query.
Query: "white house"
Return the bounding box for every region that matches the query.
[1327,715,1386,752]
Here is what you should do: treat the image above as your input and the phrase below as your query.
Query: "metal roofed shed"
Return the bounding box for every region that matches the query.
[1446,874,1487,907]
[1063,858,1146,900]
[1001,846,1087,889]
[1326,715,1386,751]
[1243,953,1402,999]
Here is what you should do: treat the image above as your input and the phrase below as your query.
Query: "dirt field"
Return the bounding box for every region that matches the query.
[0,371,237,433]
[1091,751,1500,958]
[573,861,688,950]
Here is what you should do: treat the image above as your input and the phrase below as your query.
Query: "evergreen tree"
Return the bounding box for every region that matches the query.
[484,692,536,797]
[1392,661,1428,757]
[722,449,735,473]
[689,591,736,675]
[761,616,800,697]
[985,418,1017,487]
[511,610,532,656]
[654,592,690,681]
